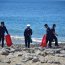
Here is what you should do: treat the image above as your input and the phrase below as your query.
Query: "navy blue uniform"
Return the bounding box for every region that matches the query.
[0,26,8,47]
[51,28,58,46]
[24,27,32,48]
[46,27,52,47]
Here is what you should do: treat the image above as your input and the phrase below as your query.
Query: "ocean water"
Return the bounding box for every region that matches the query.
[0,1,65,44]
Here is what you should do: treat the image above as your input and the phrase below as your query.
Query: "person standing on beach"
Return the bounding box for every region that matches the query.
[44,24,52,48]
[51,24,59,46]
[24,24,32,48]
[0,22,9,47]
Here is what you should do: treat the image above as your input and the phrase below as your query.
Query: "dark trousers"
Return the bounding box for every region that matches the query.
[52,35,58,46]
[25,37,31,48]
[46,36,52,48]
[0,35,4,48]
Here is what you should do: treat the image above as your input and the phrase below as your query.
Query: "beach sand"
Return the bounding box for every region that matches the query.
[0,43,65,65]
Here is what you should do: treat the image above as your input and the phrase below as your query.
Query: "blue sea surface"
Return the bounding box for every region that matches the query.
[0,1,65,43]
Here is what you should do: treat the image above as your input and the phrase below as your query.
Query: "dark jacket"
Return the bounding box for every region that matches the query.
[0,26,8,36]
[24,27,32,37]
[46,27,52,39]
[51,28,55,36]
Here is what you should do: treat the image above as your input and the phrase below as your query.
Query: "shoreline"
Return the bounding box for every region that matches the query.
[2,42,65,49]
[11,35,65,41]
[10,36,65,44]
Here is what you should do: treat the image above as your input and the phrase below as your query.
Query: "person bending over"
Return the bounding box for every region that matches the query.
[44,24,52,48]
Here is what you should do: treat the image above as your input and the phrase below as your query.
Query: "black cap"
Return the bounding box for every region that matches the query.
[1,22,4,25]
[44,24,48,27]
[53,24,56,26]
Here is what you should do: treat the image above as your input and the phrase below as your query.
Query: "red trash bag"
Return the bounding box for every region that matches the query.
[5,34,12,47]
[40,34,47,47]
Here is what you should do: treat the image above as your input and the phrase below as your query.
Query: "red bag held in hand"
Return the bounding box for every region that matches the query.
[40,34,47,47]
[5,34,12,47]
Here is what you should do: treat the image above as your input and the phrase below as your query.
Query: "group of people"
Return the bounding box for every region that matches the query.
[44,24,58,48]
[0,21,58,48]
[0,22,32,48]
[24,23,59,48]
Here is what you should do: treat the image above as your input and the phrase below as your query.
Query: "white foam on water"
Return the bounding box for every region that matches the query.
[11,35,41,43]
[10,35,65,44]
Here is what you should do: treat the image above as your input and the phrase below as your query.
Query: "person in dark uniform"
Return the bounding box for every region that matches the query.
[24,24,32,48]
[0,22,9,47]
[51,24,58,46]
[44,24,52,48]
